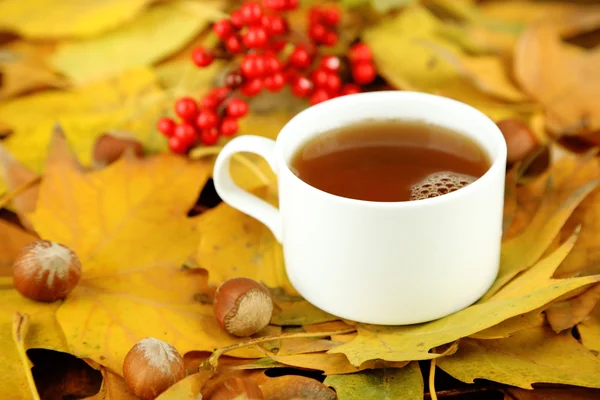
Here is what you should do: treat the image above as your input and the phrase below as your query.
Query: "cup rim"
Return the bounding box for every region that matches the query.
[275,90,508,208]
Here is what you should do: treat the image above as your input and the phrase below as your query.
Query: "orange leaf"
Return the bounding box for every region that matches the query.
[257,375,336,400]
[0,220,37,275]
[514,24,600,134]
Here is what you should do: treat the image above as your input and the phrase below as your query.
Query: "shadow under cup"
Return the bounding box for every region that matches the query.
[216,91,508,325]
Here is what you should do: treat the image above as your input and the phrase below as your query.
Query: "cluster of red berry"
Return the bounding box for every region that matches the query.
[158,0,378,154]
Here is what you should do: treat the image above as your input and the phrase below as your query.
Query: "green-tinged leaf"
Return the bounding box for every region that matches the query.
[324,362,423,400]
[50,0,225,84]
[437,327,600,389]
[272,301,339,326]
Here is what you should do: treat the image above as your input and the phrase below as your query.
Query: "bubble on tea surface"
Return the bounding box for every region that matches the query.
[410,172,476,200]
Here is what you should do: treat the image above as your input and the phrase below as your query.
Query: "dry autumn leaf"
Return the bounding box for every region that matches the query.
[505,387,600,400]
[578,302,600,353]
[27,132,258,373]
[436,326,600,389]
[0,41,67,101]
[514,23,600,134]
[258,375,337,400]
[50,0,225,84]
[0,0,153,39]
[546,283,600,332]
[324,362,423,400]
[84,367,140,400]
[0,220,37,274]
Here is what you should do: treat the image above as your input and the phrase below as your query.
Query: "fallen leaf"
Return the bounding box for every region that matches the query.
[277,337,342,356]
[155,370,212,400]
[578,302,600,352]
[469,308,545,340]
[514,23,600,134]
[0,41,67,101]
[0,291,68,400]
[482,156,600,300]
[271,300,338,326]
[262,352,408,375]
[50,1,225,84]
[0,220,37,275]
[194,186,296,293]
[258,375,336,400]
[28,133,257,373]
[12,314,40,400]
[0,145,40,229]
[547,283,600,332]
[0,68,167,183]
[324,362,423,400]
[329,237,600,365]
[436,326,600,389]
[0,0,153,39]
[505,387,600,400]
[84,367,140,400]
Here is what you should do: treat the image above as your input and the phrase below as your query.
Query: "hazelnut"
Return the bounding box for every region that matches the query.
[208,378,264,400]
[123,337,186,400]
[93,132,143,168]
[496,119,538,164]
[13,240,81,302]
[213,278,274,337]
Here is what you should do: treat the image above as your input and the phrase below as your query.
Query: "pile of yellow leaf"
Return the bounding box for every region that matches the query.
[1,0,600,399]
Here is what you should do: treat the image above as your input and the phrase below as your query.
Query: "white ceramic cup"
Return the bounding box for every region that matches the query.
[213,91,507,325]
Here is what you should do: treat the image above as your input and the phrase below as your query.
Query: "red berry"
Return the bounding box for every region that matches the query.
[349,43,372,64]
[285,0,299,11]
[157,117,176,137]
[168,136,188,154]
[220,117,239,136]
[322,8,341,26]
[243,26,268,48]
[196,110,219,130]
[174,123,198,145]
[320,55,340,72]
[241,54,266,79]
[290,76,313,97]
[241,79,263,96]
[264,72,286,92]
[225,35,243,53]
[309,68,328,88]
[200,95,218,110]
[225,70,244,89]
[213,19,233,39]
[325,72,341,94]
[283,68,299,83]
[241,2,263,25]
[289,46,312,69]
[309,88,331,105]
[211,87,231,102]
[263,0,286,11]
[174,97,198,121]
[200,128,220,145]
[263,15,287,35]
[309,23,326,42]
[322,31,338,46]
[191,47,214,67]
[308,8,322,24]
[226,98,249,118]
[352,62,376,85]
[269,40,286,53]
[264,54,282,74]
[230,10,245,29]
[341,83,361,96]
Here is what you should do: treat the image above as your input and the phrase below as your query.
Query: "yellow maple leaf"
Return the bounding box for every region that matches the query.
[27,133,256,373]
[0,41,67,101]
[50,0,225,84]
[578,302,600,353]
[0,0,153,39]
[437,326,600,389]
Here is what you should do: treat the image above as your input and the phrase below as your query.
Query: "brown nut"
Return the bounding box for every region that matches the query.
[208,377,264,400]
[93,132,143,167]
[123,337,186,400]
[496,119,538,164]
[13,240,81,302]
[213,277,273,337]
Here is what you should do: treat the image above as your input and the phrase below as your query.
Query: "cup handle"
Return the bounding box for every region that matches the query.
[213,136,282,242]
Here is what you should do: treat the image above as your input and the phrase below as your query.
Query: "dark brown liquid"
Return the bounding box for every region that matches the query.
[290,119,490,202]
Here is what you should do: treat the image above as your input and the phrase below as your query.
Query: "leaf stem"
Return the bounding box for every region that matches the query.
[429,359,438,400]
[204,327,356,370]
